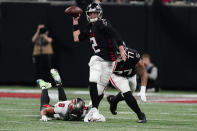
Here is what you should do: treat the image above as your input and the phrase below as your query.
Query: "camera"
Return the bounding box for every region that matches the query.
[39,27,47,35]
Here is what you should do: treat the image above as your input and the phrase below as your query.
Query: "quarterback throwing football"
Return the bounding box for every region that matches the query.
[72,2,126,122]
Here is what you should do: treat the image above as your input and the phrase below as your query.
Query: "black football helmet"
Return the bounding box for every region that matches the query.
[86,2,103,23]
[67,98,85,121]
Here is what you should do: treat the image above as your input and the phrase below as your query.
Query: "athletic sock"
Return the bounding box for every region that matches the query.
[113,92,124,104]
[89,82,99,109]
[123,91,142,118]
[57,84,67,101]
[97,94,104,107]
[40,89,50,106]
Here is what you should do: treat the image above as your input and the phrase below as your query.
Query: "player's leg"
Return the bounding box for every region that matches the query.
[125,76,146,123]
[50,69,67,101]
[108,74,129,115]
[84,56,101,122]
[108,74,146,123]
[88,56,103,109]
[96,60,117,107]
[37,79,52,110]
[123,91,146,123]
[85,56,115,122]
[107,92,124,115]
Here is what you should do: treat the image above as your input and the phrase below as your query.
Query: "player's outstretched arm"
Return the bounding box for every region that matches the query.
[136,59,147,87]
[136,59,147,102]
[73,15,81,42]
[40,107,55,121]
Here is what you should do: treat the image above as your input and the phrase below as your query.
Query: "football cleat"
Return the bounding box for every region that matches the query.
[50,68,62,85]
[84,107,105,122]
[107,95,117,115]
[137,113,147,123]
[84,107,94,122]
[92,108,106,122]
[37,79,52,90]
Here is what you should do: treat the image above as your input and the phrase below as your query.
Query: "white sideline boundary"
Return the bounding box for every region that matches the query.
[0,89,197,97]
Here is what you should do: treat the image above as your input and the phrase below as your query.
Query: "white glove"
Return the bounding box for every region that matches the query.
[40,115,52,122]
[137,86,147,102]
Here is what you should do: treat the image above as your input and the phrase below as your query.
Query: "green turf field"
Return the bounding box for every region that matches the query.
[0,87,197,131]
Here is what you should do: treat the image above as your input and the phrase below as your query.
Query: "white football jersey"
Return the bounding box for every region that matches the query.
[54,101,71,116]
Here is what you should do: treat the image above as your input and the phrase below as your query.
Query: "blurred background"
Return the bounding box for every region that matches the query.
[0,0,196,91]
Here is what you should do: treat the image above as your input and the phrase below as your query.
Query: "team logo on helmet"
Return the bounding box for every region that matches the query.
[86,2,103,23]
[67,98,85,121]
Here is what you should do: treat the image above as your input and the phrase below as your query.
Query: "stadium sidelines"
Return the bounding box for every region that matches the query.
[0,89,197,104]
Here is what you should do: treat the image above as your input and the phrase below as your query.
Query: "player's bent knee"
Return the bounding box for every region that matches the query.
[121,88,131,94]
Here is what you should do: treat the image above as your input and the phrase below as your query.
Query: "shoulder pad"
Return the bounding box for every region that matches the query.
[127,48,141,59]
[100,19,109,26]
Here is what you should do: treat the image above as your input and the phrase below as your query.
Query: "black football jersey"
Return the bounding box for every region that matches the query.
[78,19,123,61]
[114,48,141,77]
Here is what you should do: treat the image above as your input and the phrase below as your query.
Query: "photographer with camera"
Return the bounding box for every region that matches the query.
[32,24,54,82]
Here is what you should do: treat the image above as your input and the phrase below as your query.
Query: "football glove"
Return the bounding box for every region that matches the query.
[40,115,52,122]
[137,86,147,102]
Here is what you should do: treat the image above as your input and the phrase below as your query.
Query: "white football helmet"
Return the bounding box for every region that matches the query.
[86,2,103,23]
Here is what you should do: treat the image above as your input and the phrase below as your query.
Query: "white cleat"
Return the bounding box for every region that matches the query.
[92,108,106,122]
[84,107,106,122]
[84,107,94,122]
[50,69,62,85]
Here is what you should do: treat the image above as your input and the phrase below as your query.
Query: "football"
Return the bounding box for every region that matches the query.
[64,6,83,17]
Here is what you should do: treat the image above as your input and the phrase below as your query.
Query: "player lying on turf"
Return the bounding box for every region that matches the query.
[107,46,147,123]
[38,69,105,122]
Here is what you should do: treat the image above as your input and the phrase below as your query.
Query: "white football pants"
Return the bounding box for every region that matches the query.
[110,74,137,93]
[89,55,117,95]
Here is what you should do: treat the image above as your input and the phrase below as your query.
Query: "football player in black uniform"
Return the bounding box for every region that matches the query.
[72,2,126,122]
[107,46,147,123]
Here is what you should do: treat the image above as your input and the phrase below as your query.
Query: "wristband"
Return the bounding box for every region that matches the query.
[73,25,79,31]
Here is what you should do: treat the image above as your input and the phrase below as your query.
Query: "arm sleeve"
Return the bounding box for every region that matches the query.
[99,19,123,46]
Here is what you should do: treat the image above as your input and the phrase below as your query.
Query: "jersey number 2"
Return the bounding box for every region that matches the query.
[90,37,100,53]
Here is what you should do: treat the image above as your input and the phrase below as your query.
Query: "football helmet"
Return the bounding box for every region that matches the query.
[86,2,103,23]
[67,98,85,121]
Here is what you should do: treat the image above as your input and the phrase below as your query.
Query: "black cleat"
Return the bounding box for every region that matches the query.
[107,95,117,115]
[137,113,147,123]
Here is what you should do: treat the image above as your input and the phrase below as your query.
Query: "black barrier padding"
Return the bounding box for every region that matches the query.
[0,3,197,90]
